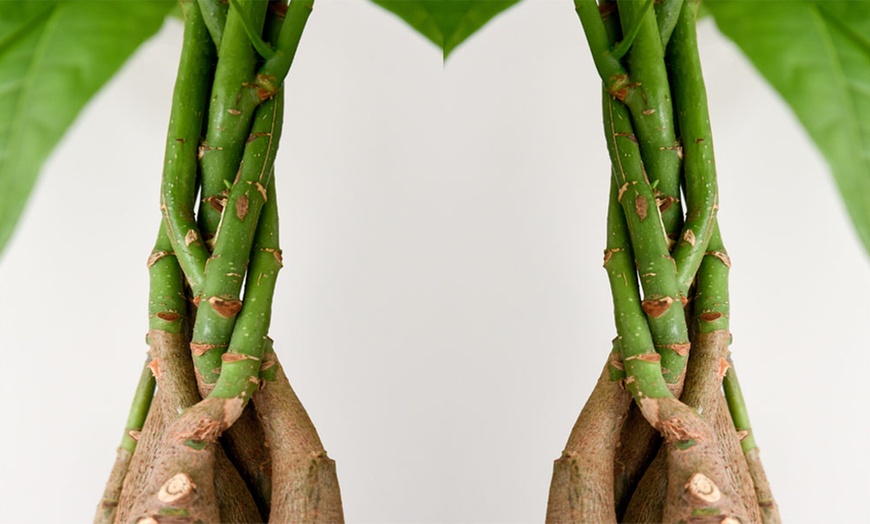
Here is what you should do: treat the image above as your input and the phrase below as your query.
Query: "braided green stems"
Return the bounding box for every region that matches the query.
[615,0,683,239]
[256,0,315,96]
[580,0,714,294]
[574,0,632,99]
[191,94,284,387]
[198,0,268,238]
[209,174,281,403]
[198,0,313,240]
[160,177,280,492]
[604,92,689,387]
[604,177,672,402]
[667,0,718,295]
[160,0,215,296]
[577,0,683,242]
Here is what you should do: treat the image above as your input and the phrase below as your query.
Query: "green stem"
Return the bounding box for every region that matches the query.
[655,0,684,48]
[667,0,718,295]
[604,177,672,402]
[723,362,782,523]
[95,359,155,524]
[573,0,633,96]
[119,360,158,454]
[197,0,228,48]
[181,174,282,454]
[693,224,730,334]
[230,0,276,59]
[199,0,269,239]
[161,0,216,296]
[615,0,683,242]
[192,94,284,386]
[210,173,281,401]
[198,0,312,240]
[721,361,756,453]
[255,0,315,97]
[148,228,188,334]
[604,92,689,387]
[97,226,187,522]
[610,0,652,61]
[696,223,780,521]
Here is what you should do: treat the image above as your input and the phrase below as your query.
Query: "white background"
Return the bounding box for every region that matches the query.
[1,1,868,522]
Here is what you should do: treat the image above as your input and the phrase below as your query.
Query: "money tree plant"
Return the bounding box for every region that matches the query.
[0,0,868,522]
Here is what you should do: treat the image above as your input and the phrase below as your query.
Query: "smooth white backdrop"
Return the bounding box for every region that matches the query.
[1,1,867,522]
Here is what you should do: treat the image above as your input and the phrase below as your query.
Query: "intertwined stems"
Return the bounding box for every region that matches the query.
[550,0,779,522]
[190,94,284,387]
[191,0,313,386]
[209,172,282,404]
[668,4,778,516]
[100,0,343,521]
[198,0,313,239]
[605,92,691,389]
[601,127,744,521]
[702,227,782,524]
[95,2,212,518]
[583,0,692,388]
[125,167,284,520]
[198,0,268,238]
[95,226,189,524]
[159,0,216,296]
[616,0,683,241]
[162,0,312,301]
[605,67,744,524]
[666,0,718,296]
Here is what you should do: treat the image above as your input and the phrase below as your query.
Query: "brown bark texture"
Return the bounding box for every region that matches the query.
[550,324,772,523]
[546,358,632,523]
[254,352,345,523]
[613,403,661,518]
[108,332,342,523]
[113,331,261,523]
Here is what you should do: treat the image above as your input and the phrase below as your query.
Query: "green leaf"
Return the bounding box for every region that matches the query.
[370,0,521,59]
[707,0,870,255]
[0,0,174,257]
